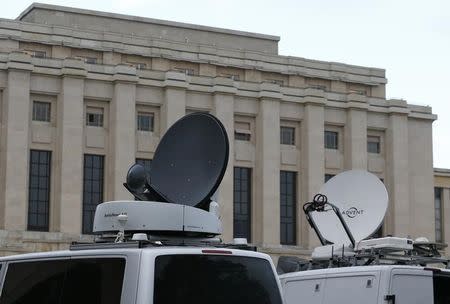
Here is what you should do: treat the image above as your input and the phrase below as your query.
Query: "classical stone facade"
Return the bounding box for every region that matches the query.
[0,3,440,258]
[434,168,450,255]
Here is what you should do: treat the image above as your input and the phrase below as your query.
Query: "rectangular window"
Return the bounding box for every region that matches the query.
[324,174,335,183]
[84,57,97,64]
[174,67,195,75]
[128,62,146,70]
[154,255,282,304]
[324,131,338,149]
[234,167,252,241]
[86,107,104,127]
[435,187,444,243]
[219,73,240,81]
[82,154,104,234]
[280,171,296,245]
[0,258,125,304]
[27,50,46,58]
[235,121,251,141]
[280,127,295,145]
[367,136,381,153]
[28,150,51,231]
[32,101,51,122]
[137,112,154,132]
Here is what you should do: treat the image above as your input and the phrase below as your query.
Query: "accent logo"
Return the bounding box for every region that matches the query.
[342,207,364,218]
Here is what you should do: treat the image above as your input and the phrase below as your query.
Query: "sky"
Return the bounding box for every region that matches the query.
[2,0,449,168]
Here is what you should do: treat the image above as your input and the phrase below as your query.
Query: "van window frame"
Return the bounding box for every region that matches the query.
[0,254,137,304]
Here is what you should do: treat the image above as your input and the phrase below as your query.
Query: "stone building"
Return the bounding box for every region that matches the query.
[0,3,441,257]
[434,168,450,255]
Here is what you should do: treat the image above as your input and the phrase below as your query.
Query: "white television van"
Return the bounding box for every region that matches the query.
[0,243,282,304]
[280,264,450,304]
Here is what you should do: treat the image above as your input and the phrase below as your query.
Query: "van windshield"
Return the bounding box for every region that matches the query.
[154,254,282,304]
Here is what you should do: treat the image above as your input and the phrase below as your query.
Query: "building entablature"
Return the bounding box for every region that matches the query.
[0,18,386,87]
[0,51,435,121]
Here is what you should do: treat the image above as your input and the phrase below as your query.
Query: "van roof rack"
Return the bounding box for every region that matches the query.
[70,239,257,252]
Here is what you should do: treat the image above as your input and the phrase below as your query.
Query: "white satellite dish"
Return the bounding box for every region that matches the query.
[310,170,388,246]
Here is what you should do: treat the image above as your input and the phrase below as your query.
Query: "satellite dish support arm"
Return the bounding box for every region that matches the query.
[303,194,356,248]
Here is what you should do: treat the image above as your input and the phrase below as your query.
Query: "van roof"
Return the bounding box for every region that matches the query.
[278,264,450,279]
[0,246,269,263]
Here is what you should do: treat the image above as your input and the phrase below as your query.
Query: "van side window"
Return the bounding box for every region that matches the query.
[0,260,66,304]
[0,258,125,304]
[433,272,450,304]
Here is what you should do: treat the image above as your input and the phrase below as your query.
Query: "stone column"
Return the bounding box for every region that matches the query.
[255,83,281,247]
[1,52,33,230]
[300,89,325,248]
[385,108,410,237]
[344,94,368,170]
[212,77,236,242]
[56,58,86,234]
[109,65,137,200]
[161,71,186,134]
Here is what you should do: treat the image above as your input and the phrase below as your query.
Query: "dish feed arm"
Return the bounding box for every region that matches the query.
[303,194,356,248]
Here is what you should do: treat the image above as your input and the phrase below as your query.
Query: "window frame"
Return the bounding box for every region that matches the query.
[137,112,155,132]
[435,187,444,243]
[32,101,51,122]
[82,154,105,234]
[324,130,339,150]
[86,107,104,127]
[367,135,381,154]
[233,167,252,242]
[280,126,296,146]
[27,150,52,231]
[280,171,297,245]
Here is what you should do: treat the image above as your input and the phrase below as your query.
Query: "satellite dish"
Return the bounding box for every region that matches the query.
[124,112,229,210]
[310,170,388,246]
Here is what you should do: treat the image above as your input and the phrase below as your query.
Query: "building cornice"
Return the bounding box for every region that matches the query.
[0,19,386,86]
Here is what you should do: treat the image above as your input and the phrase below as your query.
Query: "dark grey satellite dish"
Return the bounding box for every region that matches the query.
[124,112,229,210]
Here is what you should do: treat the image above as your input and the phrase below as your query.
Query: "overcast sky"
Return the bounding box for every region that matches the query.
[2,0,449,168]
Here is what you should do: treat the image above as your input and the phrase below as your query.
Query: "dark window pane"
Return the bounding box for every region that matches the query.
[280,171,296,245]
[367,136,381,153]
[82,154,104,234]
[324,131,338,149]
[86,112,103,127]
[235,132,251,141]
[137,113,154,131]
[433,272,450,303]
[61,258,125,304]
[234,167,252,241]
[0,260,66,304]
[0,258,125,304]
[28,150,51,231]
[154,255,282,304]
[280,127,295,145]
[32,101,50,122]
[435,187,443,243]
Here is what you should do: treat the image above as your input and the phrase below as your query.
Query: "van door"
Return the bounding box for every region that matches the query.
[389,268,433,304]
[282,274,326,304]
[321,271,380,304]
